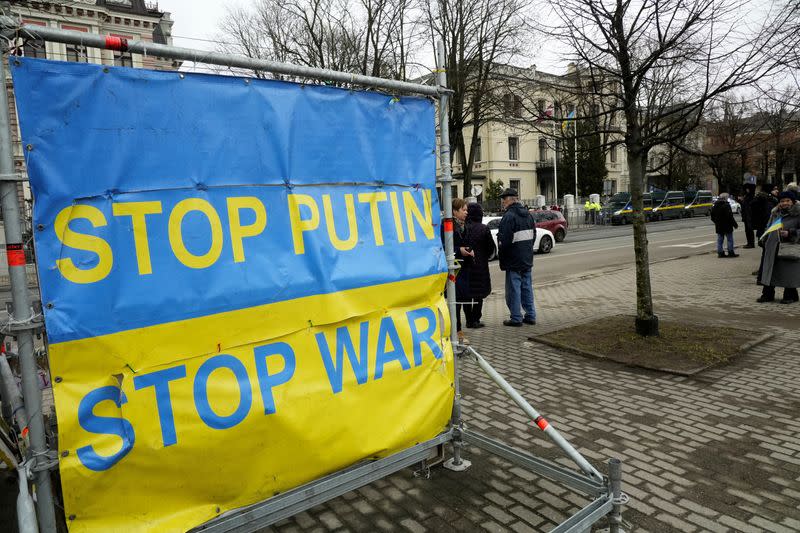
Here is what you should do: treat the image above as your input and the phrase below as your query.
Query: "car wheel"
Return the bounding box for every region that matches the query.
[539,235,553,254]
[555,228,566,242]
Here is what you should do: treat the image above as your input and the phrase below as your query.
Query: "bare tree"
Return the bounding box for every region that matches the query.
[546,0,797,336]
[217,0,420,82]
[426,0,532,195]
[753,87,800,185]
[701,97,760,193]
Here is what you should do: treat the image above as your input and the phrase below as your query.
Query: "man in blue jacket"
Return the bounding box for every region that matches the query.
[498,188,537,326]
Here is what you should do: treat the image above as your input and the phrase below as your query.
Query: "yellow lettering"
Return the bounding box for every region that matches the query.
[403,190,434,241]
[227,197,267,263]
[288,194,320,255]
[54,205,113,284]
[322,194,358,251]
[389,192,406,243]
[112,201,163,275]
[357,192,387,246]
[168,198,224,269]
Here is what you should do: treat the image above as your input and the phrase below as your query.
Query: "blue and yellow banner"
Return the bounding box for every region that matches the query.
[12,58,453,532]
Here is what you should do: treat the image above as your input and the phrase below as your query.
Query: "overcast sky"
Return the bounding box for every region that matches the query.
[157,0,566,74]
[158,0,230,52]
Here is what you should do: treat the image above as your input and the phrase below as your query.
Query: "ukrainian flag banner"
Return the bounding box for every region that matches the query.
[11,58,453,532]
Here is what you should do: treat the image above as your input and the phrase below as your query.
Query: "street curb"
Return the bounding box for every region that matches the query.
[739,332,775,353]
[527,329,774,377]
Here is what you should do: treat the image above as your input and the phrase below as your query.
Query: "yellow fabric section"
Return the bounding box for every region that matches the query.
[51,273,453,532]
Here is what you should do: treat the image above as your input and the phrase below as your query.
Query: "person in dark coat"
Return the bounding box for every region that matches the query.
[497,188,536,327]
[464,203,495,328]
[751,184,779,239]
[740,183,756,248]
[449,198,474,344]
[757,191,800,304]
[710,193,739,258]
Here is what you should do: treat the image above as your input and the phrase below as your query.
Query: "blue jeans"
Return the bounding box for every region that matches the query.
[505,269,535,323]
[717,232,734,253]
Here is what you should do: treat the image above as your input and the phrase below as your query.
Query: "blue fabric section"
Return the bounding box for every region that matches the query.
[11,58,443,343]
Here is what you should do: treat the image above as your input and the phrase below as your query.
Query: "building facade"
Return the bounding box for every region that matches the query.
[437,64,629,206]
[3,0,178,224]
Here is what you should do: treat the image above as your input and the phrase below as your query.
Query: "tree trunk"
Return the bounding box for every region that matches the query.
[627,142,659,336]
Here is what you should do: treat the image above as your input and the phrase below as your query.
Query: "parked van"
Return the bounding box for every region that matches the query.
[648,190,685,221]
[606,192,654,225]
[683,190,713,217]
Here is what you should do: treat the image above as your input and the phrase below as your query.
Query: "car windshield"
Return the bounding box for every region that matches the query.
[606,193,630,209]
[486,219,501,230]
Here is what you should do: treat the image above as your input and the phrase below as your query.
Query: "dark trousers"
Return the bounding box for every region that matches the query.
[455,303,463,332]
[762,286,799,301]
[464,300,484,325]
[744,223,755,247]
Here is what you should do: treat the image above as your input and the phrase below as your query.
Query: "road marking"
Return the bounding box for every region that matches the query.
[661,241,715,249]
[545,231,716,258]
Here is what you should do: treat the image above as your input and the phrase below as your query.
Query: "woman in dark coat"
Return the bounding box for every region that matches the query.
[757,191,800,304]
[449,198,473,344]
[464,203,496,328]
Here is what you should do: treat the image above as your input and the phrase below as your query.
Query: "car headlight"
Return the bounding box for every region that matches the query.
[613,210,621,216]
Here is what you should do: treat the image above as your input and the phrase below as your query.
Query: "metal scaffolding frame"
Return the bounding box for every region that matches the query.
[0,17,627,533]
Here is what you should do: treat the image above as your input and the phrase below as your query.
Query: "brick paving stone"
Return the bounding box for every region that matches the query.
[252,250,800,532]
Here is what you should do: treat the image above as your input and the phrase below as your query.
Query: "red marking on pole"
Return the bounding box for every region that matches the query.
[6,243,25,266]
[534,416,549,431]
[443,219,453,232]
[105,36,129,51]
[447,274,456,283]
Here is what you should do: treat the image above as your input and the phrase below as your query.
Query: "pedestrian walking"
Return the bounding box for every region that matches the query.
[757,191,800,304]
[464,203,495,328]
[497,188,537,327]
[741,183,756,248]
[711,193,739,258]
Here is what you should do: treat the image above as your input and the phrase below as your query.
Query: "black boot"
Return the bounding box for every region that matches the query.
[757,287,776,303]
[718,251,726,258]
[780,288,799,304]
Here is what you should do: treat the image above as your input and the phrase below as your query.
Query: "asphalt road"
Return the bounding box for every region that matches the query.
[491,216,728,286]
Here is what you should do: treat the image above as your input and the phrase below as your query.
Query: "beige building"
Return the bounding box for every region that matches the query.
[438,64,629,205]
[4,0,178,224]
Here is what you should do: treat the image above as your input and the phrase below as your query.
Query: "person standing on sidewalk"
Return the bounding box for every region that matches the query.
[464,203,495,329]
[443,198,474,344]
[741,183,756,248]
[497,188,536,327]
[711,193,739,258]
[757,191,800,304]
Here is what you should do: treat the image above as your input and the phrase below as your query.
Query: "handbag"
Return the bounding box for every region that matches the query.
[777,241,800,261]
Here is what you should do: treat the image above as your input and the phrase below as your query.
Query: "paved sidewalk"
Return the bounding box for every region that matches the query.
[270,246,800,532]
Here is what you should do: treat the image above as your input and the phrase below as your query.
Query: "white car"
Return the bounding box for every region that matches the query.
[711,196,741,214]
[482,216,554,260]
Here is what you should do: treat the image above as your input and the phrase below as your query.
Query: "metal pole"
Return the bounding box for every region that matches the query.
[574,116,579,200]
[436,42,469,472]
[0,56,57,531]
[553,121,558,207]
[0,18,442,97]
[608,458,625,533]
[466,346,603,481]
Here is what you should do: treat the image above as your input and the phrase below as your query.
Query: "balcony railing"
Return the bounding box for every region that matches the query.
[535,159,554,170]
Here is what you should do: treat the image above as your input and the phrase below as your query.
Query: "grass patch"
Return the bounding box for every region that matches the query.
[534,315,755,374]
